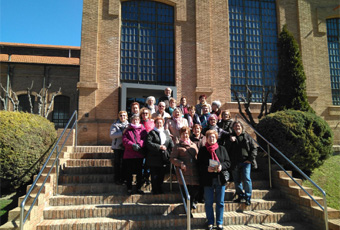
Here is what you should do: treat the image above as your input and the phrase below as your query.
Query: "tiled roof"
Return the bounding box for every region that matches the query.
[0,54,79,65]
[0,42,80,50]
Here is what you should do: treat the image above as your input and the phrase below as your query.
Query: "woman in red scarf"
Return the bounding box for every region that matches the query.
[197,130,231,230]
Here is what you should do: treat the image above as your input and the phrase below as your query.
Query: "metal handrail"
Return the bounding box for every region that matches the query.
[235,114,329,230]
[20,110,78,230]
[173,165,191,230]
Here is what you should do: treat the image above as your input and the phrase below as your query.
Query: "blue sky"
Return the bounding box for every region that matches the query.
[0,0,83,46]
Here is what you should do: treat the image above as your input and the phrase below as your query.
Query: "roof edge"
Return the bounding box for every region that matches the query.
[0,42,80,50]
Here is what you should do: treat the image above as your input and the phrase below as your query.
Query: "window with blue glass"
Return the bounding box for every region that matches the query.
[229,0,278,102]
[52,95,70,129]
[121,1,175,86]
[327,18,340,106]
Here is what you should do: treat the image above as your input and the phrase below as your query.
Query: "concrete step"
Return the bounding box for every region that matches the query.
[65,152,114,159]
[223,222,314,230]
[43,199,292,219]
[61,166,114,174]
[36,209,301,230]
[59,174,114,184]
[56,180,270,195]
[65,159,113,167]
[73,146,112,153]
[49,189,282,206]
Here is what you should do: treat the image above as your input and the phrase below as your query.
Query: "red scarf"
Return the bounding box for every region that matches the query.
[205,142,220,162]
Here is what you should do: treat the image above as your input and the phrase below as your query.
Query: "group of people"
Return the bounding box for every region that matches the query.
[110,87,257,230]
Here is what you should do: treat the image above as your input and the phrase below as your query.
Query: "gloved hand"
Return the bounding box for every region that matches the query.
[132,143,141,152]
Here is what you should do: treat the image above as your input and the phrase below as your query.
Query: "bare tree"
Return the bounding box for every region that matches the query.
[27,81,34,114]
[231,85,273,127]
[1,81,61,117]
[0,83,19,111]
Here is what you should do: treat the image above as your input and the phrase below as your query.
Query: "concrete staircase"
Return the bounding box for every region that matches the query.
[1,146,339,229]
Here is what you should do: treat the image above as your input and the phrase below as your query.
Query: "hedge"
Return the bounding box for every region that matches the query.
[256,110,333,175]
[0,111,57,191]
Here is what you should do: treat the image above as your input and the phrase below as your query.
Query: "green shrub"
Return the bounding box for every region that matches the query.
[256,110,333,175]
[0,111,57,191]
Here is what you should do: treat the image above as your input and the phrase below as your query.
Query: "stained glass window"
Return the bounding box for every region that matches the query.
[121,1,175,85]
[327,18,340,106]
[229,0,278,102]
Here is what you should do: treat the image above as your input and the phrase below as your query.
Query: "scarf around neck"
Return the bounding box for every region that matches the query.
[205,142,220,162]
[154,127,166,145]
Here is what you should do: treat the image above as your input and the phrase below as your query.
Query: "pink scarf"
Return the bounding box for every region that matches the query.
[205,142,220,162]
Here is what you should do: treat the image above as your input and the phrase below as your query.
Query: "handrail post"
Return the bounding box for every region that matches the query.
[170,163,173,192]
[55,146,59,196]
[323,194,329,230]
[187,197,191,230]
[75,111,78,147]
[20,201,24,230]
[267,144,272,189]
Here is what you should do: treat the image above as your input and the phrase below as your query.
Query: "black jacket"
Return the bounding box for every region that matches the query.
[229,132,257,169]
[197,145,231,186]
[146,129,174,167]
[184,113,201,127]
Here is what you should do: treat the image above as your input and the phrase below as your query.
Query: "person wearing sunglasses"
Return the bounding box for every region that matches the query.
[110,111,129,185]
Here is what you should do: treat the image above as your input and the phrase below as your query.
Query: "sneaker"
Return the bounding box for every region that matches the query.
[191,202,197,210]
[207,224,213,230]
[233,196,244,203]
[217,225,224,230]
[127,189,132,195]
[137,189,144,194]
[245,199,251,206]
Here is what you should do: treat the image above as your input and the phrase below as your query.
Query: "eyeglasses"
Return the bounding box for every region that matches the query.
[119,114,127,117]
[142,112,149,115]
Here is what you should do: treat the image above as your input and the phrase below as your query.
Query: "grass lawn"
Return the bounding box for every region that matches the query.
[0,199,12,217]
[303,154,340,210]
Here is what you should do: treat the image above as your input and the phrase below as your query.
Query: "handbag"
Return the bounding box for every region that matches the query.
[220,170,230,184]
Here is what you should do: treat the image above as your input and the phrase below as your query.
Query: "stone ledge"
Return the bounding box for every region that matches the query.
[77,81,98,89]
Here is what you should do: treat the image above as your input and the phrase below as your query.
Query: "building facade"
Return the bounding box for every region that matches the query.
[77,0,340,145]
[1,0,339,145]
[0,43,80,128]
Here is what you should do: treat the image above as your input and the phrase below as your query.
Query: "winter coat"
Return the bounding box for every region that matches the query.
[170,140,199,186]
[190,134,206,149]
[197,145,231,186]
[218,119,234,134]
[122,125,147,159]
[184,113,201,128]
[178,104,190,115]
[202,125,230,146]
[200,113,211,129]
[146,129,174,167]
[229,132,257,169]
[110,120,129,150]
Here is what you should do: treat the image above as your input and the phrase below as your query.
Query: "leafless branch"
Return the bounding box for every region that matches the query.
[27,81,34,113]
[45,87,61,118]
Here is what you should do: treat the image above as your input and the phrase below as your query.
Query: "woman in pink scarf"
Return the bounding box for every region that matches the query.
[197,130,231,230]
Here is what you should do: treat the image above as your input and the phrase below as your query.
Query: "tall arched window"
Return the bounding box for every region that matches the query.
[120,1,175,86]
[327,18,340,106]
[229,0,278,102]
[52,95,70,129]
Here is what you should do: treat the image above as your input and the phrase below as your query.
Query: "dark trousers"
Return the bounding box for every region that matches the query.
[125,158,144,190]
[149,166,166,194]
[113,149,124,183]
[181,185,199,209]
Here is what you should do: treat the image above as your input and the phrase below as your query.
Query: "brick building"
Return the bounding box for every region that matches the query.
[1,0,339,145]
[77,0,339,145]
[0,43,80,128]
